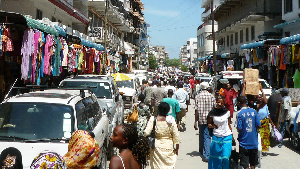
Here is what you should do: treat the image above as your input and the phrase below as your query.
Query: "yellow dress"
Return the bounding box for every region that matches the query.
[145,116,181,169]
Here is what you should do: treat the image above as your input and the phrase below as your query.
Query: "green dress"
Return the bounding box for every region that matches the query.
[129,103,151,136]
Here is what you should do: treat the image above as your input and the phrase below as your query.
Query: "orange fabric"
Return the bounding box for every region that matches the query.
[64,130,100,169]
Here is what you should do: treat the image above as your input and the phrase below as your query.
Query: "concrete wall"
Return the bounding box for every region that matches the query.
[0,0,84,29]
[282,0,300,21]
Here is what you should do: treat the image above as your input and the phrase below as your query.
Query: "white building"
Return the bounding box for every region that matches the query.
[180,45,188,66]
[197,0,221,61]
[274,0,300,36]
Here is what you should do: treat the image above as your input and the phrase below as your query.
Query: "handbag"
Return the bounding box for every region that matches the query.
[127,103,138,122]
[148,116,157,149]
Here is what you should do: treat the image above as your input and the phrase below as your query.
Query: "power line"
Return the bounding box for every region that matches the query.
[153,0,186,25]
[148,24,199,32]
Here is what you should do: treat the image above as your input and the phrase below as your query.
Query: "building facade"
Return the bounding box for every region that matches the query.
[180,45,188,66]
[212,0,282,58]
[180,38,197,67]
[151,45,168,67]
[1,0,148,71]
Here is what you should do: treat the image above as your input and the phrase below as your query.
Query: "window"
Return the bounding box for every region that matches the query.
[51,16,56,22]
[230,34,233,46]
[227,35,229,47]
[251,26,255,40]
[235,32,238,45]
[284,0,293,13]
[285,31,290,37]
[240,30,243,43]
[36,9,43,20]
[246,28,249,42]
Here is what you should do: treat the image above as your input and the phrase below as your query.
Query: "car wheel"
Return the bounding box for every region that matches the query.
[291,131,300,150]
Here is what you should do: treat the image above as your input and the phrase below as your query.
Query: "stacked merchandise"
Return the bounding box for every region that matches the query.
[243,68,260,95]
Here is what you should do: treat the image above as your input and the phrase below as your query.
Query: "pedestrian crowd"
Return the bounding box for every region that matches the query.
[0,74,292,169]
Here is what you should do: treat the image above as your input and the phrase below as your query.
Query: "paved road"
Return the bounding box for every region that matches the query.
[176,99,300,169]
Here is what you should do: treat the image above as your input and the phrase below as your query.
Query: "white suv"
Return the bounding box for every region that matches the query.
[0,89,109,169]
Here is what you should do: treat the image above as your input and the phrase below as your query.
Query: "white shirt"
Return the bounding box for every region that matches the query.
[213,111,232,137]
[173,88,189,109]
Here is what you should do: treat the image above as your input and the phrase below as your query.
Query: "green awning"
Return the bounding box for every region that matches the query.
[25,17,58,36]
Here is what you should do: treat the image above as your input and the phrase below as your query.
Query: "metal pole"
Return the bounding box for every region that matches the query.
[103,0,108,75]
[211,0,216,75]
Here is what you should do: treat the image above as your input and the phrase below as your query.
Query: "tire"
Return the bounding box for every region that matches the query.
[291,131,300,151]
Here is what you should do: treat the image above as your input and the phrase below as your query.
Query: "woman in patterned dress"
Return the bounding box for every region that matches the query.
[129,94,151,136]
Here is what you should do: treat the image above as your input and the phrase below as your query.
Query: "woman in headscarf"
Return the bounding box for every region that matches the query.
[30,151,66,169]
[0,147,23,169]
[63,130,100,169]
[208,96,233,169]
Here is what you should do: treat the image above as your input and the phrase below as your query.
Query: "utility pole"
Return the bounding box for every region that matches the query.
[103,0,108,75]
[211,0,216,75]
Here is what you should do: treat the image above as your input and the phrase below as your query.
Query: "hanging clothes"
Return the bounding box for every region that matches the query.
[293,69,300,88]
[279,45,287,70]
[21,28,34,80]
[53,37,62,76]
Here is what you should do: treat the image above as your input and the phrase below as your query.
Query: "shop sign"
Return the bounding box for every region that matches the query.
[89,27,103,39]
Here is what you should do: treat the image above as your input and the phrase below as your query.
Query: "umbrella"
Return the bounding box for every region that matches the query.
[111,73,132,81]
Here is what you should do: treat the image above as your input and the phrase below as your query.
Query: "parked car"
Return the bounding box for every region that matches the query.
[59,75,124,141]
[116,74,138,109]
[0,89,109,169]
[286,98,300,150]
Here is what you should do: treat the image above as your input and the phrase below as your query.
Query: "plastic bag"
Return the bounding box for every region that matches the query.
[270,126,281,147]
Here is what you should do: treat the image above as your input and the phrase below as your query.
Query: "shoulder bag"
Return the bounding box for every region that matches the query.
[148,116,157,149]
[127,103,138,122]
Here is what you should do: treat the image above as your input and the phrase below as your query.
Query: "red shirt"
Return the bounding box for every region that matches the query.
[189,79,195,89]
[223,89,237,114]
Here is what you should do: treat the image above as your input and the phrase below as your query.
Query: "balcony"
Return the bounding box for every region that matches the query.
[201,9,211,22]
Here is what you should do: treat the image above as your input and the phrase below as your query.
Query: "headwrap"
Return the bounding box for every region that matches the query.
[30,151,66,169]
[63,130,100,169]
[208,107,229,117]
[0,147,23,169]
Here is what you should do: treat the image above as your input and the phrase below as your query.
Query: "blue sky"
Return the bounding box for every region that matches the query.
[143,0,204,59]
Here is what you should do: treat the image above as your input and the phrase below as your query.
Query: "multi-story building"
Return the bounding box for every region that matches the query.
[151,45,168,67]
[180,45,188,66]
[197,0,221,63]
[0,0,89,33]
[274,0,300,37]
[186,38,197,66]
[211,0,282,59]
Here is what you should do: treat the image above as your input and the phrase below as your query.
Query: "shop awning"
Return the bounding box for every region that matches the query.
[241,40,266,49]
[221,53,230,58]
[81,39,104,51]
[274,18,300,29]
[280,34,300,44]
[124,42,134,55]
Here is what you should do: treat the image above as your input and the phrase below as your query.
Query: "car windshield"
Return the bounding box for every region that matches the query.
[116,80,134,88]
[61,81,112,99]
[200,78,212,83]
[0,102,75,141]
[259,80,270,89]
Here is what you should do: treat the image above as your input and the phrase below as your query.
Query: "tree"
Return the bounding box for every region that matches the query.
[181,65,188,72]
[148,53,158,70]
[164,58,181,67]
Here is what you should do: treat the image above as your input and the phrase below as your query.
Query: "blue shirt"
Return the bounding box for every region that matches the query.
[237,107,261,149]
[257,104,270,120]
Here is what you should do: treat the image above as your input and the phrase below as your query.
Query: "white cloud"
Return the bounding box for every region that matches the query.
[144,9,180,17]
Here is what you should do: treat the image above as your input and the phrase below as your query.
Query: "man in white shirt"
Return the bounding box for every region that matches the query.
[278,88,292,148]
[173,82,189,131]
[165,80,176,93]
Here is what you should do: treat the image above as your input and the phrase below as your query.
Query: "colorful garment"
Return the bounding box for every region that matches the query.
[223,89,237,118]
[30,151,66,169]
[208,135,232,169]
[64,130,100,169]
[0,147,23,169]
[259,118,270,152]
[129,103,151,136]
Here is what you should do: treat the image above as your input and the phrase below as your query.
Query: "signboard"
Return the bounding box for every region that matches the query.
[89,27,103,39]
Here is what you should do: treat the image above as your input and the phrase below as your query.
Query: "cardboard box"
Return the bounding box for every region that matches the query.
[243,68,259,82]
[245,82,260,95]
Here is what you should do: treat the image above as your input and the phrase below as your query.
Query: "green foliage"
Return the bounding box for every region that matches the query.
[148,53,158,69]
[181,65,188,72]
[164,58,181,67]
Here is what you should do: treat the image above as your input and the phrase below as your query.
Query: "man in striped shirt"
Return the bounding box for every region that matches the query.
[194,82,216,162]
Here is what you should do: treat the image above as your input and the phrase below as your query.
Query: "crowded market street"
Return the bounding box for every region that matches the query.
[174,99,300,169]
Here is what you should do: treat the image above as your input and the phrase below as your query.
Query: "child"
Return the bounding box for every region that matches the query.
[110,124,150,169]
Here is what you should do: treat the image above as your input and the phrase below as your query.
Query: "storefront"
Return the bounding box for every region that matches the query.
[0,12,105,101]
